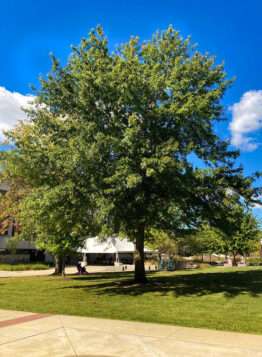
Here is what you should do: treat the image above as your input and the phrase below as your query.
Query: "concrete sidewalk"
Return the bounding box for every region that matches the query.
[0,309,262,356]
[0,265,135,278]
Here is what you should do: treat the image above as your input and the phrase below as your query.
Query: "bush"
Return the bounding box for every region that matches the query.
[247,257,262,266]
[198,263,211,269]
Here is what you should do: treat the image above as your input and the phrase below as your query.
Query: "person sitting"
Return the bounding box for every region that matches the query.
[76,262,82,274]
[81,265,87,274]
[76,261,87,275]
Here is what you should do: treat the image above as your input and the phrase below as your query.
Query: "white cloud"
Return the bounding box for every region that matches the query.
[230,90,262,151]
[252,195,262,210]
[0,86,34,141]
[253,203,262,210]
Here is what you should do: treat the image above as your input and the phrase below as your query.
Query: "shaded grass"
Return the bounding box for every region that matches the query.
[1,266,262,334]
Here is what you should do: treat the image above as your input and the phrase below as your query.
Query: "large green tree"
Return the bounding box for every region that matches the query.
[4,26,261,282]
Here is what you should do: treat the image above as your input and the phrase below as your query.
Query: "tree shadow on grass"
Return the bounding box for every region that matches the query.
[68,271,133,281]
[62,269,262,299]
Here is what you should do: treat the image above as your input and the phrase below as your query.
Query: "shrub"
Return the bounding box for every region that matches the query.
[247,257,262,266]
[198,263,211,269]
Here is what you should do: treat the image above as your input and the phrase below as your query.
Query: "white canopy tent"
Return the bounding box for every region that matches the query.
[79,236,153,265]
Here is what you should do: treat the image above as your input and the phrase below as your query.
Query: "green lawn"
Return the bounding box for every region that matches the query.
[0,262,51,271]
[1,266,262,334]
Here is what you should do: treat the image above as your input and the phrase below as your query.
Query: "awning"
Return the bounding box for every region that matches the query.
[79,236,153,254]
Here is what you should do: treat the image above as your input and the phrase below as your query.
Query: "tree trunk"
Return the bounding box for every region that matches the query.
[134,225,147,284]
[232,253,238,266]
[54,255,65,276]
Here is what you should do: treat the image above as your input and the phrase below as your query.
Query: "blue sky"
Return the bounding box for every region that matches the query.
[1,0,261,96]
[0,0,262,213]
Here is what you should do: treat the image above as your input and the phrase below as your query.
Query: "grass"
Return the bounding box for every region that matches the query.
[1,266,262,334]
[0,262,51,271]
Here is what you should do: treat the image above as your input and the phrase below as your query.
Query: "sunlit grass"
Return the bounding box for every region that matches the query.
[1,266,262,334]
[0,262,51,271]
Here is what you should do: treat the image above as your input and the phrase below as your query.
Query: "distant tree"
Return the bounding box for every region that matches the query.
[179,225,225,261]
[221,203,260,265]
[3,26,261,282]
[0,176,30,236]
[147,229,177,258]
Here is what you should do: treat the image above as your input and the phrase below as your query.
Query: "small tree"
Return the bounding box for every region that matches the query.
[179,225,225,262]
[0,176,30,236]
[221,204,260,265]
[148,229,177,259]
[2,118,97,275]
[18,184,95,275]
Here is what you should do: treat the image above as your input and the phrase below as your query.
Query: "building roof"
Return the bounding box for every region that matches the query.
[80,236,153,254]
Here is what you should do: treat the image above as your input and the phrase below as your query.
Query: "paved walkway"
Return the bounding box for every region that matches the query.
[0,265,136,278]
[0,309,262,356]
